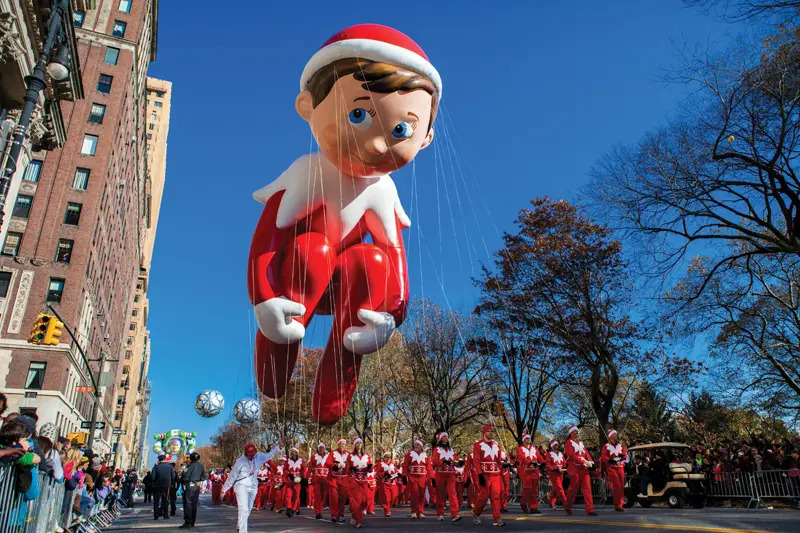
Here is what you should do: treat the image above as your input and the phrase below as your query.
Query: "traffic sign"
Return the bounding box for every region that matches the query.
[80,421,105,430]
[112,429,126,436]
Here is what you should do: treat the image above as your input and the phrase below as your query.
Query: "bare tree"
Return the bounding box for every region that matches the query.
[589,29,800,299]
[685,0,800,20]
[400,300,495,441]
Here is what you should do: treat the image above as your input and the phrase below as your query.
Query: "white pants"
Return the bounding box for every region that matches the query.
[234,484,257,532]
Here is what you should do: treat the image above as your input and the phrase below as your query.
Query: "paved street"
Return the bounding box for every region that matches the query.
[105,495,799,533]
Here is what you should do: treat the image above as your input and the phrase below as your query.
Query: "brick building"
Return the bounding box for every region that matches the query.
[113,76,170,468]
[0,0,161,463]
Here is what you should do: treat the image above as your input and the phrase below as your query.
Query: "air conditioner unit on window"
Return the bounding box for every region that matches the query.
[3,247,16,255]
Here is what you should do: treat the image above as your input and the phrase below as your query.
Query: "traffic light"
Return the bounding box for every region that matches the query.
[43,316,64,345]
[28,314,51,345]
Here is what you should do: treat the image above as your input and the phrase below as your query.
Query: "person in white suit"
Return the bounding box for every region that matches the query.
[222,442,282,532]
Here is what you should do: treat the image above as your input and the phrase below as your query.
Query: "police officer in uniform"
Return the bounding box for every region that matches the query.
[152,455,176,519]
[180,452,207,529]
[170,462,181,516]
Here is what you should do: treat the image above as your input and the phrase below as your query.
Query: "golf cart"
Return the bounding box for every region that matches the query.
[624,442,706,509]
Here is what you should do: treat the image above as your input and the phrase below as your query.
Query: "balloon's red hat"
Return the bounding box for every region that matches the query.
[300,23,443,100]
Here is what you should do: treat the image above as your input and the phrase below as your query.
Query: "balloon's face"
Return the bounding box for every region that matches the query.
[167,437,184,454]
[297,73,434,178]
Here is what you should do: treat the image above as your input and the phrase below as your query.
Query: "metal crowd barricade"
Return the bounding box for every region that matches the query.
[706,471,758,507]
[534,473,608,505]
[0,464,65,533]
[751,470,800,506]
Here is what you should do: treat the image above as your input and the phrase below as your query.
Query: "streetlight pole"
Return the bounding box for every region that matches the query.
[112,380,130,468]
[0,0,70,227]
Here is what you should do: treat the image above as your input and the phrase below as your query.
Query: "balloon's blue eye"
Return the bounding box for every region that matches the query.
[392,122,414,139]
[348,108,372,130]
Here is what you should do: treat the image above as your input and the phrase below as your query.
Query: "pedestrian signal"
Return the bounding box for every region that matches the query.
[44,317,64,345]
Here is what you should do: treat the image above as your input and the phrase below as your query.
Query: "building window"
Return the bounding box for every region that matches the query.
[88,103,106,124]
[64,202,82,225]
[150,112,156,121]
[112,20,126,37]
[104,47,120,65]
[125,350,132,360]
[131,308,138,316]
[72,168,90,190]
[80,134,98,155]
[146,133,152,140]
[0,272,11,297]
[23,160,42,182]
[129,323,136,331]
[126,336,133,345]
[133,295,139,303]
[47,279,64,302]
[55,239,74,263]
[114,411,122,421]
[73,10,85,27]
[154,101,162,108]
[148,123,154,130]
[2,232,21,257]
[12,195,32,218]
[119,0,132,13]
[25,362,46,390]
[97,74,113,93]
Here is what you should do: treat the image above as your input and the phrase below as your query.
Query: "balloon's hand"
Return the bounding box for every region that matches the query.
[343,310,395,355]
[255,297,306,344]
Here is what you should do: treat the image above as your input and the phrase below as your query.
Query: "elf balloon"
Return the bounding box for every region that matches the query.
[248,24,441,425]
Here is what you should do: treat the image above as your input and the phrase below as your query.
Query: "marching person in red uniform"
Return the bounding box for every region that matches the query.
[465,451,477,509]
[432,432,462,522]
[210,468,224,504]
[365,469,377,515]
[454,454,469,510]
[545,439,567,508]
[270,456,287,513]
[499,450,511,512]
[403,438,434,518]
[471,425,505,527]
[345,437,372,528]
[601,429,627,512]
[307,442,330,520]
[285,447,305,517]
[254,462,271,511]
[564,425,597,516]
[326,437,350,523]
[393,459,403,507]
[376,451,398,516]
[516,433,543,514]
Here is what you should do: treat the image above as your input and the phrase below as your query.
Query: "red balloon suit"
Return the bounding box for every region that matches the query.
[247,153,410,425]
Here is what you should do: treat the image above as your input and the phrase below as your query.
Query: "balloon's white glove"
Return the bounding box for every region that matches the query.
[255,297,306,344]
[343,309,396,355]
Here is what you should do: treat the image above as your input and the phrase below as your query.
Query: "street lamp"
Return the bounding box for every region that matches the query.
[0,0,71,227]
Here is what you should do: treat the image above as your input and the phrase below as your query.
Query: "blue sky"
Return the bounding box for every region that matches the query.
[142,0,749,456]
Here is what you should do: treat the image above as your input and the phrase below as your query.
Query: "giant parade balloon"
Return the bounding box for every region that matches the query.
[233,398,260,424]
[152,429,197,457]
[247,24,441,425]
[194,389,224,418]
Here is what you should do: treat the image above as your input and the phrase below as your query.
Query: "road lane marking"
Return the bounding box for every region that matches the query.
[515,516,772,533]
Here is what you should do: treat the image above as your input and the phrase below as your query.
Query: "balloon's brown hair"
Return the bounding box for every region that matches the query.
[306,58,439,132]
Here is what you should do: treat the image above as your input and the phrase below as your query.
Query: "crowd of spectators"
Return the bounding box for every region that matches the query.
[0,392,137,531]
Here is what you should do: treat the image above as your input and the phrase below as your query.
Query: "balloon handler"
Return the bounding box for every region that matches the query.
[248,24,441,425]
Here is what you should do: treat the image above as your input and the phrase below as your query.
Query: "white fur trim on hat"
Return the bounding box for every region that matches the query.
[549,439,559,448]
[522,433,532,442]
[318,442,327,448]
[300,39,442,101]
[353,437,363,445]
[607,429,617,438]
[414,439,424,447]
[437,432,449,441]
[383,450,392,457]
[568,425,578,435]
[337,437,347,444]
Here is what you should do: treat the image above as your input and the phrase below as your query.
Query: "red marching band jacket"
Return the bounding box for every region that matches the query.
[286,457,305,482]
[601,442,627,470]
[546,449,567,474]
[516,444,543,478]
[256,465,271,484]
[326,450,350,479]
[403,450,434,478]
[347,452,373,483]
[307,452,330,480]
[565,437,594,470]
[376,460,398,484]
[472,439,503,475]
[432,446,458,474]
[269,461,285,485]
